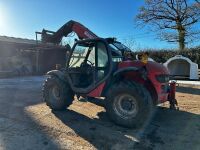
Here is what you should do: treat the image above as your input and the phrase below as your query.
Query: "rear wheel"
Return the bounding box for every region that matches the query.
[43,75,74,110]
[105,80,154,128]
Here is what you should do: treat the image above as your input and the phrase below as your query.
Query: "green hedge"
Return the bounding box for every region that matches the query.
[131,47,200,67]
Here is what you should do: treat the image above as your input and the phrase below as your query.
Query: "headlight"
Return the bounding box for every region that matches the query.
[156,75,170,83]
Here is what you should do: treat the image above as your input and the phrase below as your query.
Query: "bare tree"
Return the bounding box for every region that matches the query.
[136,0,200,50]
[122,38,136,50]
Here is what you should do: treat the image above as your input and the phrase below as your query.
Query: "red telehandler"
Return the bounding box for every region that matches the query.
[41,20,178,128]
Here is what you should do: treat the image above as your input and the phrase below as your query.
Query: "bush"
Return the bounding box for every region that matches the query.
[131,47,200,67]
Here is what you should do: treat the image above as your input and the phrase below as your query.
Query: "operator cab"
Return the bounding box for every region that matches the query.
[66,38,112,93]
[66,38,130,93]
[106,38,131,61]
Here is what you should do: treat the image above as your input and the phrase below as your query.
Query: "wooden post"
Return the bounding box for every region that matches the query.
[36,49,39,73]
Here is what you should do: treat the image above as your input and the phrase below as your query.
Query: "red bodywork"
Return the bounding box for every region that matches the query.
[87,82,106,97]
[169,81,176,100]
[88,60,172,104]
[40,20,174,104]
[71,22,98,39]
[40,20,98,44]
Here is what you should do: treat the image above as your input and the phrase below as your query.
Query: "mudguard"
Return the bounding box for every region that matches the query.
[113,66,148,81]
[46,70,66,81]
[113,67,139,77]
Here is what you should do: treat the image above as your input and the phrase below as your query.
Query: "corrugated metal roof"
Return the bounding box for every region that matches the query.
[0,35,36,45]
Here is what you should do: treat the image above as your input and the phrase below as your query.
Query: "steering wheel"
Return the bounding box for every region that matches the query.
[80,60,94,75]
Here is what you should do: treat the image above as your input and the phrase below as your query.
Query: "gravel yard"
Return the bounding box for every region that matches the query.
[0,76,199,150]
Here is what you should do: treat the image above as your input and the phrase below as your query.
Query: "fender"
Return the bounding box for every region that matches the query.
[113,67,139,77]
[46,70,66,81]
[102,67,143,96]
[113,66,148,81]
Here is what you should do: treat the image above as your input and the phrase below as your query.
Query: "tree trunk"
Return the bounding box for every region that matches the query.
[177,25,186,51]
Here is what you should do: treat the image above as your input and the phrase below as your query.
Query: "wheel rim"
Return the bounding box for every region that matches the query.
[51,85,60,100]
[113,94,139,119]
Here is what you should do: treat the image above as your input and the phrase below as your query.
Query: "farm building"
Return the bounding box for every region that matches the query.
[0,36,67,78]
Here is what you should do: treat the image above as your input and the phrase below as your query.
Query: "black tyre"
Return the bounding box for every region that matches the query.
[43,75,74,110]
[105,80,154,128]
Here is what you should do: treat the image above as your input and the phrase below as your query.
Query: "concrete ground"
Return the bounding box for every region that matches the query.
[0,76,199,150]
[176,80,200,86]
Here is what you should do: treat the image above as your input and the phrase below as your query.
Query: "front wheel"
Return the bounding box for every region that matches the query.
[105,81,154,128]
[43,75,74,110]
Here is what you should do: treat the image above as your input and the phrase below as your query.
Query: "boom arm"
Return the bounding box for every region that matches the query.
[40,20,98,44]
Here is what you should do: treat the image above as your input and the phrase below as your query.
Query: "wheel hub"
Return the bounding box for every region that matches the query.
[114,94,139,119]
[52,86,60,99]
[121,99,135,111]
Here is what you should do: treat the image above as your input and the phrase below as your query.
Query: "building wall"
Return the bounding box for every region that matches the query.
[0,40,67,77]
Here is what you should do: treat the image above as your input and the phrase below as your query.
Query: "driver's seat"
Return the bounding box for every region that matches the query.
[78,63,94,88]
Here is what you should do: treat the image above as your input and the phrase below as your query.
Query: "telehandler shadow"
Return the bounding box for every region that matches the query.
[52,103,200,150]
[176,86,200,95]
[52,109,138,150]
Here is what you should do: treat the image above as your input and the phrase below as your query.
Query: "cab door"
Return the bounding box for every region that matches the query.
[66,39,112,94]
